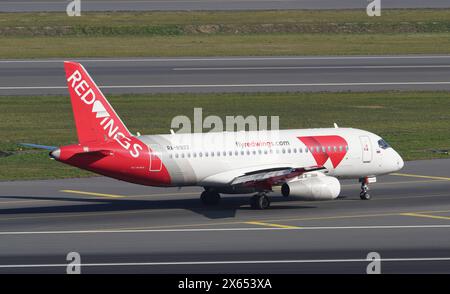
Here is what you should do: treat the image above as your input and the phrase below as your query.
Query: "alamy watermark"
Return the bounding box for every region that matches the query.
[366,0,381,17]
[66,251,81,274]
[366,252,381,274]
[171,108,279,134]
[66,0,81,17]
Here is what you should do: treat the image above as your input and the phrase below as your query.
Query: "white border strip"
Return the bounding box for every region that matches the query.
[174,65,450,70]
[1,257,450,269]
[1,224,450,235]
[2,81,450,90]
[2,55,450,63]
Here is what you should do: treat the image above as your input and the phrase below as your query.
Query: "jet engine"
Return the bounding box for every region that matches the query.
[281,175,341,200]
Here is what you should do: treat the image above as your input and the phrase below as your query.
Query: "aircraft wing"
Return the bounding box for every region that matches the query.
[230,165,326,188]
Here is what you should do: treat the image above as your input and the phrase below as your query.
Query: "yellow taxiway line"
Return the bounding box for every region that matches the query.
[401,212,450,221]
[244,221,301,229]
[60,189,125,198]
[59,190,199,199]
[390,173,450,181]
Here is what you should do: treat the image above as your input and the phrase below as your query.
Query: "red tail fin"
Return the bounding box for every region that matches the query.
[64,61,131,144]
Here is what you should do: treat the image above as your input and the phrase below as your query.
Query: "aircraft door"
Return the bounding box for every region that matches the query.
[360,136,372,163]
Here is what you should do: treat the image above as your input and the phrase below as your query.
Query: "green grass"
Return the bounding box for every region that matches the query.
[0,92,449,181]
[2,10,450,36]
[0,10,449,58]
[2,33,450,58]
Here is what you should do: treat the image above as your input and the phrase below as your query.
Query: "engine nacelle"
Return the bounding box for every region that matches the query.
[281,175,341,200]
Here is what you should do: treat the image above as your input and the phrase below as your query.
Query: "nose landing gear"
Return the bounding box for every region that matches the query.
[360,183,370,200]
[359,176,376,200]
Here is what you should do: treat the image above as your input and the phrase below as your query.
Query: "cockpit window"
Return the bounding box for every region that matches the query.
[378,139,391,149]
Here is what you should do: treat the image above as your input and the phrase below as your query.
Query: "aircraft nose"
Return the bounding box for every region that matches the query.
[395,150,404,170]
[50,148,60,160]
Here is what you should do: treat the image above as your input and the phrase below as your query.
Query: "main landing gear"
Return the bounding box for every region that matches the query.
[250,193,271,210]
[200,188,271,209]
[359,176,376,200]
[200,190,221,205]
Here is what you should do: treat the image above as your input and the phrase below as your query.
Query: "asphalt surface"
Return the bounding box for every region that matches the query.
[0,158,449,273]
[1,0,450,12]
[2,55,450,95]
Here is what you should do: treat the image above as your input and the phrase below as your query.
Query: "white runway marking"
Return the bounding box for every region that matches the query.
[1,55,450,63]
[2,81,450,91]
[1,224,450,235]
[174,65,450,71]
[1,257,450,269]
[3,0,283,4]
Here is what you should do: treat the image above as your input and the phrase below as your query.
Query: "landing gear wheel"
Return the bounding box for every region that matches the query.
[200,191,221,205]
[360,192,371,200]
[250,194,271,210]
[359,177,371,200]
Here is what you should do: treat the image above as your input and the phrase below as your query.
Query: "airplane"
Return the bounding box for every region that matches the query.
[21,61,404,210]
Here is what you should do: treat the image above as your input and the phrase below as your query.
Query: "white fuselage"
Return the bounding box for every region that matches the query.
[138,127,404,188]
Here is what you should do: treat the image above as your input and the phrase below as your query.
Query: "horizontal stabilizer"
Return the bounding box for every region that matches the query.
[19,143,57,151]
